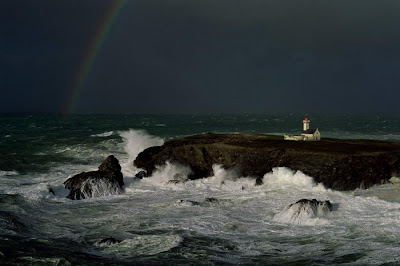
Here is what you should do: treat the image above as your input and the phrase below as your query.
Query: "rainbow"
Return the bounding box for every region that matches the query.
[64,0,127,114]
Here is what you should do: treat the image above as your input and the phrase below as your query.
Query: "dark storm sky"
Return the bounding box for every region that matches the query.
[1,0,400,114]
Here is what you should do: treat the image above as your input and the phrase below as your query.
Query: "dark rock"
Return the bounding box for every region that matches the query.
[205,197,219,203]
[292,199,333,212]
[134,133,400,191]
[167,180,181,184]
[255,177,264,186]
[176,197,230,207]
[48,186,55,195]
[135,170,147,179]
[98,155,122,175]
[97,237,121,247]
[64,155,124,200]
[176,199,200,206]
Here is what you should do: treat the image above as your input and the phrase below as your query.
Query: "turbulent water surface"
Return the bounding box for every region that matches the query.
[1,114,400,265]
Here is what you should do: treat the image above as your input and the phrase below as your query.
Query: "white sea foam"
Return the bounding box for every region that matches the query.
[119,129,164,176]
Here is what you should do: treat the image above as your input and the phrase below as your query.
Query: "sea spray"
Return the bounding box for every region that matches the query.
[262,167,327,192]
[119,129,164,176]
[211,164,241,182]
[145,161,192,186]
[198,164,250,191]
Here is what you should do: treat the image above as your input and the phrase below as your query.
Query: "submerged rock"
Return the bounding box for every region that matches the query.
[134,133,400,190]
[64,155,124,200]
[175,199,200,206]
[273,199,333,225]
[255,177,264,186]
[167,180,182,185]
[204,197,219,203]
[48,186,55,195]
[175,197,228,207]
[292,199,332,213]
[135,170,147,179]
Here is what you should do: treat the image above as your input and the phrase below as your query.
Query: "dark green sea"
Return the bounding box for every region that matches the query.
[1,113,400,265]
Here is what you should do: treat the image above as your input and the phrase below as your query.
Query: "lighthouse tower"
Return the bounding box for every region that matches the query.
[303,115,310,131]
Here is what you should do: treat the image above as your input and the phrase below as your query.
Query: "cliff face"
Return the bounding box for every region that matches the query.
[134,133,400,191]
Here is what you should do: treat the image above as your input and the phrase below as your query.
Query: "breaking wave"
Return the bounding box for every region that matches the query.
[119,129,164,176]
[145,161,192,186]
[262,167,327,192]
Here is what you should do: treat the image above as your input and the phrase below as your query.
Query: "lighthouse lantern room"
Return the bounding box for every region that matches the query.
[303,115,310,131]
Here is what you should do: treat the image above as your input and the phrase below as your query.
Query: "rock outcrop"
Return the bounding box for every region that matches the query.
[273,199,333,225]
[134,133,400,191]
[64,155,124,200]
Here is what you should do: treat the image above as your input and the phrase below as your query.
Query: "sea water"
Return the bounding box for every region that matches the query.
[1,113,400,264]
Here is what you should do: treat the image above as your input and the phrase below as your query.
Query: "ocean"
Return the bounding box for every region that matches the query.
[1,113,400,265]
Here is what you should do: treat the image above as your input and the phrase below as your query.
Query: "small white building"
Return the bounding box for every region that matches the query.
[284,115,321,141]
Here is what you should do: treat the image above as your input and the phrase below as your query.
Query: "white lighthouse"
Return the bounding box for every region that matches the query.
[284,114,321,141]
[303,115,310,131]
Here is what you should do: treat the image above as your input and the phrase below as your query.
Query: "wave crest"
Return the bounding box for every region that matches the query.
[262,167,327,192]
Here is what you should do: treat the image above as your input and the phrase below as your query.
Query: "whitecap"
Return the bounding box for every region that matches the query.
[90,131,115,137]
[0,170,19,177]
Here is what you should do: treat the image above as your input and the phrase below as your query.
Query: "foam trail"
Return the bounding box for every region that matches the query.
[119,129,164,176]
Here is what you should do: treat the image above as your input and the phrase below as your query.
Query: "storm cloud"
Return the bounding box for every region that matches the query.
[2,0,400,113]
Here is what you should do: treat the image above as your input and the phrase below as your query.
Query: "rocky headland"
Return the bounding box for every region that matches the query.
[134,133,400,191]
